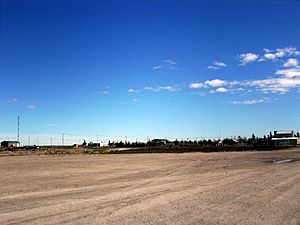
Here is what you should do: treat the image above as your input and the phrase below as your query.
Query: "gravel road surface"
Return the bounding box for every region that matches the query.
[0,149,300,225]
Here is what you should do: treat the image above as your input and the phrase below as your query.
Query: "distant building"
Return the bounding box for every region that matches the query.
[88,142,101,148]
[219,139,239,146]
[271,130,300,146]
[1,141,21,148]
[150,139,169,146]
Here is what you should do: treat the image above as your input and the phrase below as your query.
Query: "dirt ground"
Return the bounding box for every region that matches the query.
[0,148,300,225]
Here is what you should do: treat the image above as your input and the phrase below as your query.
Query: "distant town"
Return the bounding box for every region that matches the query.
[1,130,300,151]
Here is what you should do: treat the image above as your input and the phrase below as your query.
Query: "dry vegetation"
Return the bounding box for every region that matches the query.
[0,148,300,225]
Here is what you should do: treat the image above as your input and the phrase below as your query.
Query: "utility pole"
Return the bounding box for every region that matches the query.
[50,138,53,146]
[28,135,30,146]
[97,134,99,143]
[62,133,64,146]
[17,114,20,142]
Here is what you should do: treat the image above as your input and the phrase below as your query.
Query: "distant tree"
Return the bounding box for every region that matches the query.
[263,135,267,140]
[297,132,300,137]
[252,133,256,140]
[174,139,179,145]
[82,140,87,147]
[269,131,273,139]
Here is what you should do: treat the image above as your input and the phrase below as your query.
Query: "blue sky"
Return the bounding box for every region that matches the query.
[1,0,300,144]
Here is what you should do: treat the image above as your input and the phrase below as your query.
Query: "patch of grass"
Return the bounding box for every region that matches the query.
[83,147,109,155]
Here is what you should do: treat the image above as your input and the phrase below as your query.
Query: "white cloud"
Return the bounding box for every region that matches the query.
[27,105,37,109]
[189,46,300,99]
[264,53,276,60]
[275,68,300,78]
[214,61,227,67]
[230,99,266,105]
[228,80,241,86]
[283,58,299,68]
[239,53,259,65]
[207,61,227,70]
[244,47,300,63]
[189,82,206,89]
[215,87,228,93]
[205,79,228,87]
[242,77,300,94]
[275,50,286,58]
[128,88,140,94]
[262,47,300,61]
[280,47,300,56]
[152,59,180,70]
[257,58,266,62]
[207,66,220,70]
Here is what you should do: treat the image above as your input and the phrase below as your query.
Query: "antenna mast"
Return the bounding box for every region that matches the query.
[17,114,20,142]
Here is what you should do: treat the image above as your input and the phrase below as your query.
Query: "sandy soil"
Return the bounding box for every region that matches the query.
[0,148,300,225]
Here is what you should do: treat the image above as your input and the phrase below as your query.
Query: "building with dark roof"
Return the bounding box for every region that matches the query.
[1,141,20,148]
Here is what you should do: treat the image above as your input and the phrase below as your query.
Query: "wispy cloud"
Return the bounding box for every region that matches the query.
[99,91,110,95]
[207,61,227,70]
[128,88,140,94]
[230,98,267,105]
[99,86,110,95]
[152,59,181,70]
[144,85,179,92]
[27,105,37,110]
[2,98,39,110]
[7,98,19,104]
